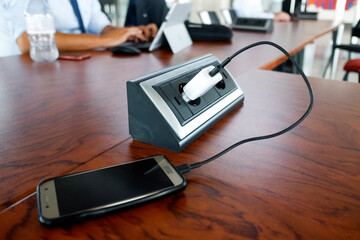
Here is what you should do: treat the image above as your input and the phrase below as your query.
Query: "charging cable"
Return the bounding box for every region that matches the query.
[176,41,314,175]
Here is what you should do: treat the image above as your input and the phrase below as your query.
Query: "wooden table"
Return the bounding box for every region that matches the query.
[2,20,359,239]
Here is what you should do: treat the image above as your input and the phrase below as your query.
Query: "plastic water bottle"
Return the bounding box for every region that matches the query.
[25,0,59,62]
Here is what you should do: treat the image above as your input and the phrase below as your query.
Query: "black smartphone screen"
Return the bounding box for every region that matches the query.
[54,158,175,215]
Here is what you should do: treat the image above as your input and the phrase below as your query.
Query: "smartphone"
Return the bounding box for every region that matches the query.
[58,52,91,61]
[37,155,186,225]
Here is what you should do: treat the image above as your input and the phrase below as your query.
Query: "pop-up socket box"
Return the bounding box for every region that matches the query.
[127,54,244,152]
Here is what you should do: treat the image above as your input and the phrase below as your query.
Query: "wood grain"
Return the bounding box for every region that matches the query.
[0,20,338,211]
[0,19,350,239]
[0,70,359,239]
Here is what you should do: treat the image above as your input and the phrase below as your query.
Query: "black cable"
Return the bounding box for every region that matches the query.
[176,41,314,175]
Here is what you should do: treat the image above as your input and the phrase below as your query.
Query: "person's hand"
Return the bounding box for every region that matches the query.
[100,26,147,47]
[138,23,158,41]
[274,11,291,22]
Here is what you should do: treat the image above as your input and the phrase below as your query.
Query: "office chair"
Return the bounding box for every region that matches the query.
[198,10,221,25]
[323,20,360,79]
[343,58,360,82]
[221,9,237,25]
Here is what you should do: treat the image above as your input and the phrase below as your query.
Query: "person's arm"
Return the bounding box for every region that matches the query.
[16,25,154,53]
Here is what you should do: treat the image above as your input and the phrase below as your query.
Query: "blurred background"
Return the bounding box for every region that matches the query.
[99,0,360,83]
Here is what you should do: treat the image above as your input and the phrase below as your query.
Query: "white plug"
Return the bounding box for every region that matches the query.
[181,66,223,102]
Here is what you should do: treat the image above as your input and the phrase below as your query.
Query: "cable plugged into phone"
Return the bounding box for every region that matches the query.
[176,164,191,174]
[181,66,223,102]
[176,40,314,175]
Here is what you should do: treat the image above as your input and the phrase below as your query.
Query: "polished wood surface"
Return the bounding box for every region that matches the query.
[1,19,357,239]
[1,69,359,239]
[0,20,338,212]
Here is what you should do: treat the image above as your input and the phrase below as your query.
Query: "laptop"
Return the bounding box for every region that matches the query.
[232,17,273,32]
[114,2,192,52]
[220,9,273,33]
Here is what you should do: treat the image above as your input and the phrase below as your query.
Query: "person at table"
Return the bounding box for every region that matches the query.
[1,0,158,55]
[0,4,21,57]
[124,0,168,28]
[233,0,291,22]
